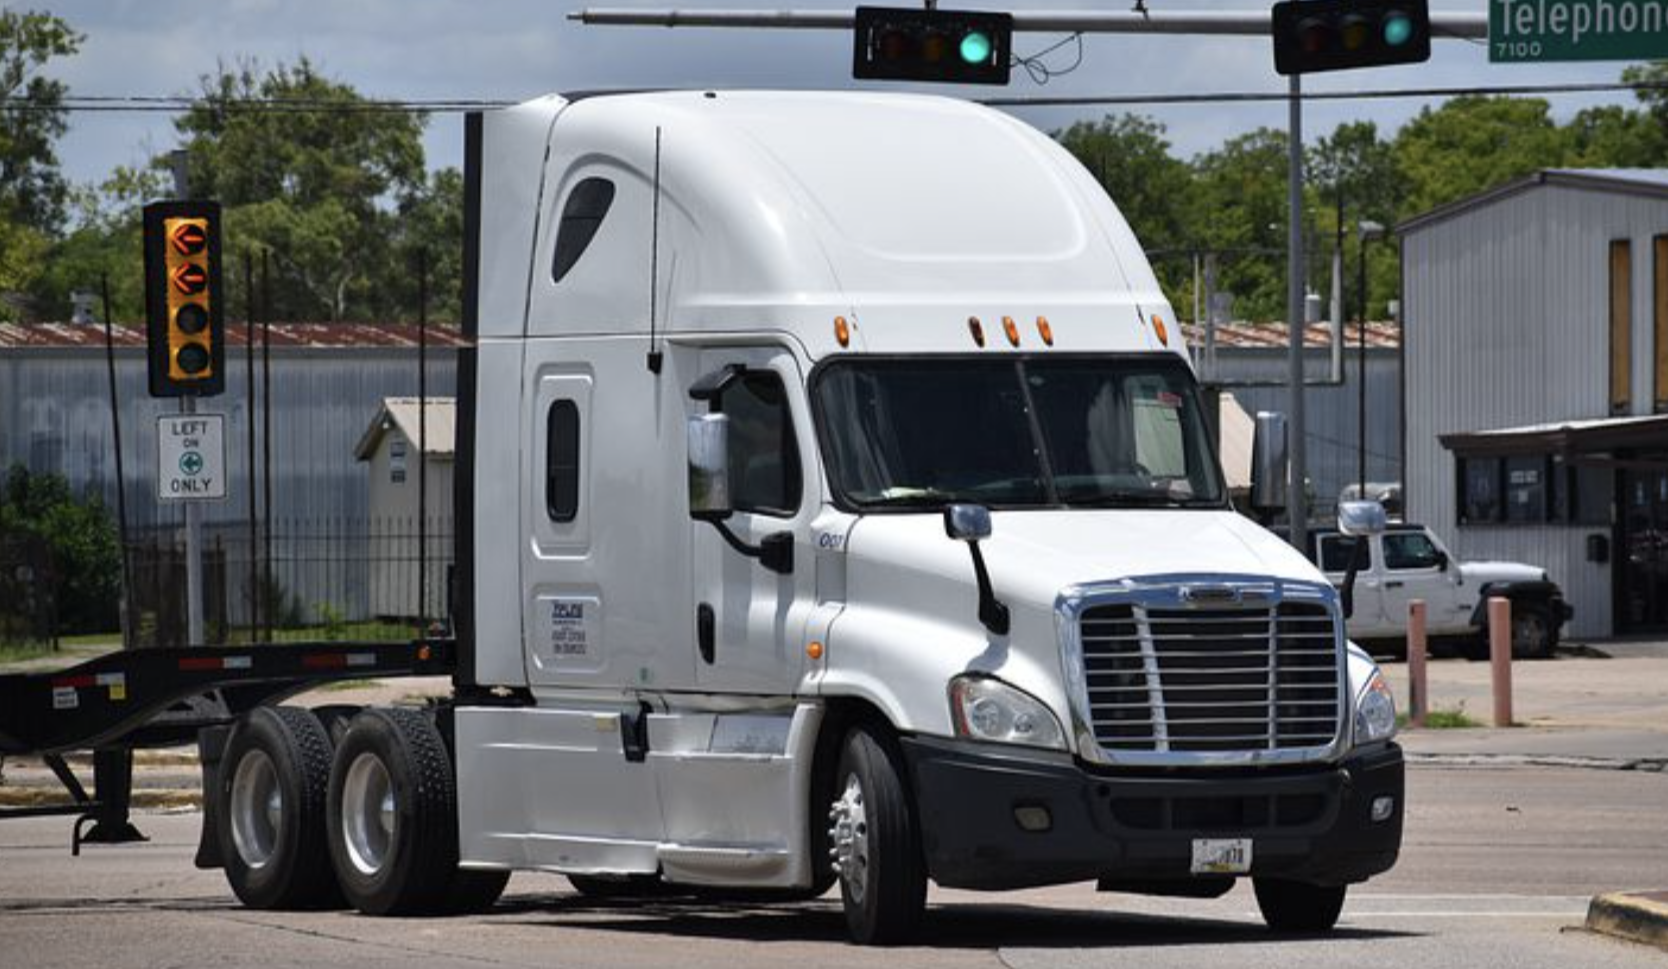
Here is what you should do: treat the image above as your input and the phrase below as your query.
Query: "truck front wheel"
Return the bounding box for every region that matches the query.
[1511,605,1557,660]
[828,723,926,945]
[1253,877,1346,932]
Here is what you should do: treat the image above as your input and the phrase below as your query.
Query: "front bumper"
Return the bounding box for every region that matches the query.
[901,735,1403,891]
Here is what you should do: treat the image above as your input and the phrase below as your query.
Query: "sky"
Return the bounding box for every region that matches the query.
[33,0,1646,194]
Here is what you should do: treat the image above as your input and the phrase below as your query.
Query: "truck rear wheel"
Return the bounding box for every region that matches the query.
[327,707,466,915]
[1511,605,1556,659]
[217,706,342,910]
[1253,877,1346,932]
[828,723,926,945]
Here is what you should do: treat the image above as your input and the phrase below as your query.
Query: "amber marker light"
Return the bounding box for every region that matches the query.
[834,316,851,348]
[1036,316,1054,346]
[418,644,432,661]
[968,316,986,347]
[807,641,824,660]
[1002,315,1021,347]
[1152,314,1170,346]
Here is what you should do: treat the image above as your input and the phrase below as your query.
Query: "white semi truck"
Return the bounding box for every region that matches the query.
[0,91,1404,945]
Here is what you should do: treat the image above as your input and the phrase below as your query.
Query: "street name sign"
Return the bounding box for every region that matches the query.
[1491,0,1668,61]
[158,414,226,501]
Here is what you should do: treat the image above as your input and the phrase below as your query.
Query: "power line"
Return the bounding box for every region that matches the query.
[0,95,513,114]
[983,79,1668,108]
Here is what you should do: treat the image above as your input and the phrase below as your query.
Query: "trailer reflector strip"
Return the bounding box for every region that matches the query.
[302,654,346,669]
[178,657,249,672]
[51,675,95,689]
[95,673,125,687]
[347,652,377,667]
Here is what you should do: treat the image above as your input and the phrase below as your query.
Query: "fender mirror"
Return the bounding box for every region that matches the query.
[943,504,1008,636]
[687,413,733,521]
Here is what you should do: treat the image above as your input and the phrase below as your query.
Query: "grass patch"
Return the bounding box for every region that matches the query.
[0,641,57,664]
[1399,705,1483,729]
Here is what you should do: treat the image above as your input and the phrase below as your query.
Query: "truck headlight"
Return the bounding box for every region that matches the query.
[1353,671,1397,744]
[949,676,1066,750]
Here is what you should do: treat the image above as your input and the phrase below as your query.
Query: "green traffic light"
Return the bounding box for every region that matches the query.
[1383,12,1414,46]
[959,30,992,64]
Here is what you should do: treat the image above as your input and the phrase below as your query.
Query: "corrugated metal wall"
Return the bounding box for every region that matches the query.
[1403,182,1668,638]
[1205,346,1402,518]
[0,346,458,532]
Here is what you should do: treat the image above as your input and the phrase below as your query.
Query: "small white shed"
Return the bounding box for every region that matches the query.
[354,397,455,620]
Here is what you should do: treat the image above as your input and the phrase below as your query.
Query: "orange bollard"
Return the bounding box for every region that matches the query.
[1488,596,1514,727]
[1407,600,1428,729]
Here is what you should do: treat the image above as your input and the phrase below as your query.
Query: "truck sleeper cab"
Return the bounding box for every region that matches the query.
[203,91,1403,946]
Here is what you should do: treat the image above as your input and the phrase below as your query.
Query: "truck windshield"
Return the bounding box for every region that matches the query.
[813,356,1226,511]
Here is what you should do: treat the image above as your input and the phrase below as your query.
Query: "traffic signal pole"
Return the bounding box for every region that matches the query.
[571,6,1485,550]
[183,395,205,647]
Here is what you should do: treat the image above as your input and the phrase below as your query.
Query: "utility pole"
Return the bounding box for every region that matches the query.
[170,152,205,648]
[1285,74,1309,555]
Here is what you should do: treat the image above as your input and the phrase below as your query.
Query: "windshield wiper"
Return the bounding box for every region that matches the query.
[1065,491,1206,508]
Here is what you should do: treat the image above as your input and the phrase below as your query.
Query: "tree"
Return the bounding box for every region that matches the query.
[1055,115,1197,311]
[0,9,80,233]
[1567,103,1667,168]
[1309,121,1403,320]
[1190,128,1294,321]
[1392,96,1575,216]
[174,58,432,322]
[0,465,121,636]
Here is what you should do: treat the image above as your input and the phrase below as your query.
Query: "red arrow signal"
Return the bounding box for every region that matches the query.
[170,263,208,296]
[169,222,208,256]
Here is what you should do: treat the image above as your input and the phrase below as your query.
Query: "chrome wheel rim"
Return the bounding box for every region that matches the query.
[229,749,282,870]
[828,773,870,905]
[341,752,395,876]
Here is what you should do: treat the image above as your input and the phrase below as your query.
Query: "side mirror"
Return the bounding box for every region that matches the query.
[944,503,992,542]
[1337,499,1388,537]
[1434,549,1450,572]
[687,414,732,521]
[1250,411,1289,514]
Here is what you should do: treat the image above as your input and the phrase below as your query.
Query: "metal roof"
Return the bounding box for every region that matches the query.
[0,321,470,350]
[354,397,457,461]
[1438,413,1668,456]
[1182,320,1400,350]
[1399,168,1668,235]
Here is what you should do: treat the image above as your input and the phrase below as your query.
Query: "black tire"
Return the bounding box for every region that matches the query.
[310,704,362,747]
[1254,878,1347,932]
[444,868,511,913]
[829,723,926,946]
[1510,605,1557,660]
[326,707,461,915]
[216,706,342,910]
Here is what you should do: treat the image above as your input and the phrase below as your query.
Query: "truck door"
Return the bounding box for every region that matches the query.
[1320,532,1391,637]
[689,347,818,694]
[1380,529,1467,634]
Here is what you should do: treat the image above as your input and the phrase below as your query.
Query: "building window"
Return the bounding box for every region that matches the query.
[1573,464,1613,526]
[1612,238,1633,416]
[1504,455,1547,523]
[551,178,616,284]
[389,438,407,484]
[716,372,802,518]
[546,401,580,522]
[1458,456,1501,524]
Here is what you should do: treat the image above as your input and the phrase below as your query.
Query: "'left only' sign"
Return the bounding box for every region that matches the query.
[158,413,227,501]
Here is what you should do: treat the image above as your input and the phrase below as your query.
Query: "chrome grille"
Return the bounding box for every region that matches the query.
[1079,600,1341,755]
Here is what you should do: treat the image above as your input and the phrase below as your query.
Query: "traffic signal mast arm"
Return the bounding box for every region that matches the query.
[568,7,1487,39]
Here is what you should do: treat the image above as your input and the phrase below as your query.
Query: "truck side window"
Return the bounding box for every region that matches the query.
[1383,532,1441,571]
[546,400,580,522]
[1319,536,1370,572]
[719,373,802,517]
[552,178,616,283]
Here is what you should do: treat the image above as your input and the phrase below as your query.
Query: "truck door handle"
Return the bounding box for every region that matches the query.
[1385,581,1404,589]
[697,603,715,664]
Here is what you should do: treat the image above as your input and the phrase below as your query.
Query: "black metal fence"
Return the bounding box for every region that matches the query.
[124,517,452,647]
[0,532,57,649]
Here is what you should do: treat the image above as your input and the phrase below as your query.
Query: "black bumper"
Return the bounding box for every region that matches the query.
[901,736,1403,891]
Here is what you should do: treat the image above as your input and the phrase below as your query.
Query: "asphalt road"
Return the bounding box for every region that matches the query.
[2,762,1665,968]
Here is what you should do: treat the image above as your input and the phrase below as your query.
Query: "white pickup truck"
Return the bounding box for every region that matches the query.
[1310,523,1572,658]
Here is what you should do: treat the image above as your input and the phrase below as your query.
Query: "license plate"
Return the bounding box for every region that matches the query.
[1190,838,1253,875]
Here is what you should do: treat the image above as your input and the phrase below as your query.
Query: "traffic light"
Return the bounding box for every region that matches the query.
[1271,0,1430,76]
[853,6,1013,85]
[143,200,224,397]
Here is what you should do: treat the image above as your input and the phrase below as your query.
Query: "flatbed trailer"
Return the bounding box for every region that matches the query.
[0,640,454,851]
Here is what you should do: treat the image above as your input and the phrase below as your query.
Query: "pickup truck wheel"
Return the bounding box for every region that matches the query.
[217,706,342,910]
[327,708,459,915]
[829,723,926,945]
[1511,606,1556,660]
[1253,877,1346,932]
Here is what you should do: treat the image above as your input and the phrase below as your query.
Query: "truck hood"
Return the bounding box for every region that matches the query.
[844,508,1324,611]
[1458,560,1548,586]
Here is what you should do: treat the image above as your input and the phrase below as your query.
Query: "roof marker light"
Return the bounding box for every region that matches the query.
[968,316,986,347]
[1002,316,1021,347]
[1152,314,1169,346]
[834,316,851,348]
[1036,316,1054,346]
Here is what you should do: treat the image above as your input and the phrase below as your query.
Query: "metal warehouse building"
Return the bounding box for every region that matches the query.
[1402,169,1668,638]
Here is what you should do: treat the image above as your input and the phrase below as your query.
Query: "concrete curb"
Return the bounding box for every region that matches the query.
[1406,753,1668,772]
[1587,892,1668,950]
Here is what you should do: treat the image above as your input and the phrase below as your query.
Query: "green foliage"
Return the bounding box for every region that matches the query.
[1392,96,1575,216]
[0,465,121,636]
[1191,128,1294,321]
[0,9,82,234]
